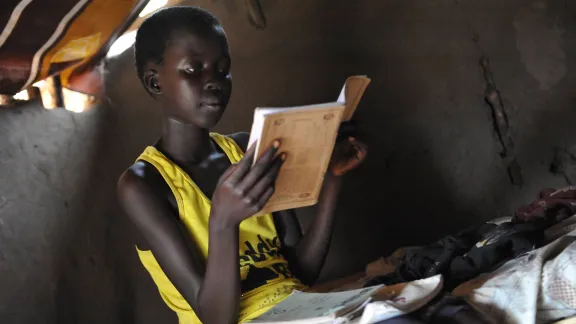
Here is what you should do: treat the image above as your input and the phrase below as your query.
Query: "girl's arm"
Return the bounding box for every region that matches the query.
[274,138,367,285]
[118,143,284,324]
[273,174,341,285]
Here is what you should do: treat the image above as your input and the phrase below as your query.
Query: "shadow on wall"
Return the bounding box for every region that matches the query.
[297,0,490,280]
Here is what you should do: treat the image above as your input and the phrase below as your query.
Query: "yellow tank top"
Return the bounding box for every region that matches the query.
[135,133,305,324]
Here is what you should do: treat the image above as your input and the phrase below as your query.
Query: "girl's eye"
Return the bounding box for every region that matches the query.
[218,59,231,75]
[185,64,202,75]
[218,67,229,75]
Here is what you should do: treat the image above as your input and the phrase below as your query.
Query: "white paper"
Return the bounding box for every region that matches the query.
[247,285,383,323]
[358,275,443,324]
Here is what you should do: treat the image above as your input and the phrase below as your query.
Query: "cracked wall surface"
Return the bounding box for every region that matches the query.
[2,0,576,323]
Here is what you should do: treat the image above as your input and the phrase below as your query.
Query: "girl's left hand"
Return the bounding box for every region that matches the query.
[329,137,367,176]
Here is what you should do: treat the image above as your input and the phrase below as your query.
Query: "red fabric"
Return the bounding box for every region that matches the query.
[513,186,576,223]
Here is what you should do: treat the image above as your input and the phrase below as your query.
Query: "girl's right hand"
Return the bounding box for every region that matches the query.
[209,140,285,229]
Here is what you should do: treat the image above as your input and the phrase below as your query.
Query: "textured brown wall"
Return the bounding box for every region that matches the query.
[2,0,576,323]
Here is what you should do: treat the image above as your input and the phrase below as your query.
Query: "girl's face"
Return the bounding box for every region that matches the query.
[152,26,232,128]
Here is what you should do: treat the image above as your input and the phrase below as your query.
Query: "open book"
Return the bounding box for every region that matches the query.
[245,275,444,324]
[248,76,371,215]
[245,285,383,324]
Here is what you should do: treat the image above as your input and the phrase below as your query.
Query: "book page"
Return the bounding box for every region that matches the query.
[248,110,265,150]
[253,104,344,214]
[247,285,383,323]
[337,75,371,121]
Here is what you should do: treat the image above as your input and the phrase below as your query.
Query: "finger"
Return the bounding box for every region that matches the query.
[344,144,367,168]
[236,140,280,194]
[331,142,367,176]
[217,163,238,186]
[332,139,356,163]
[353,142,368,161]
[248,154,285,200]
[339,153,365,174]
[347,138,367,156]
[227,143,257,184]
[349,137,366,148]
[254,186,275,213]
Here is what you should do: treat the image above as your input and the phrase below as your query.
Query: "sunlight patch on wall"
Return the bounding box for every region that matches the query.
[139,0,168,18]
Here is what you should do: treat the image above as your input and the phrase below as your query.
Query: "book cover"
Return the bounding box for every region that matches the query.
[248,76,370,214]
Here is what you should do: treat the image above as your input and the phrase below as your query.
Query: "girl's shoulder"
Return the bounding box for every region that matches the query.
[226,132,250,152]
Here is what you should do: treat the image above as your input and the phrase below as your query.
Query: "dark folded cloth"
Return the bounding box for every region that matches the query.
[366,220,546,290]
[374,316,426,324]
[367,187,576,290]
[416,295,488,324]
[373,296,488,324]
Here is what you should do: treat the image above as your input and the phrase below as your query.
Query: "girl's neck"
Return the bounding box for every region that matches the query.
[158,116,214,165]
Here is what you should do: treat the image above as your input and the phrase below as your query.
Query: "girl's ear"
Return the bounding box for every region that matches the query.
[144,69,161,95]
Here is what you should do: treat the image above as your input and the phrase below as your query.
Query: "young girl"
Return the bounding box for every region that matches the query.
[117,6,367,324]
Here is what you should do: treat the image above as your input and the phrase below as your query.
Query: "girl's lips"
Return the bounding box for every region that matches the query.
[201,102,223,110]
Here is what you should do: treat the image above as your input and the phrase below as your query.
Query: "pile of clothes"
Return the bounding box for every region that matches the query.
[364,186,576,324]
